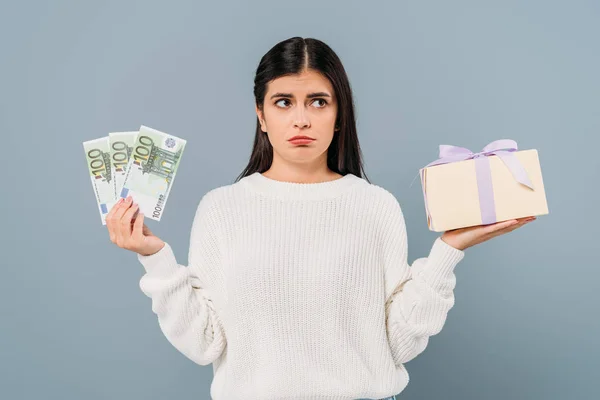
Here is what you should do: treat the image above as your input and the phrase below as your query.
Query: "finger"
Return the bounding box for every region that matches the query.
[132,211,144,241]
[130,206,140,224]
[487,218,534,238]
[120,201,140,243]
[510,217,536,230]
[482,219,518,234]
[142,223,153,237]
[106,198,122,220]
[107,198,124,242]
[112,197,133,245]
[113,196,133,222]
[503,217,536,231]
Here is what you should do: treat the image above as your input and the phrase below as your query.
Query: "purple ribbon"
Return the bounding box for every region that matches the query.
[419,139,535,229]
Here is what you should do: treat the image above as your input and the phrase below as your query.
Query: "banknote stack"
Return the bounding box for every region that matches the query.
[83,125,186,225]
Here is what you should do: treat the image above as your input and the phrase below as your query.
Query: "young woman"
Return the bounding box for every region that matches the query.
[106,37,535,400]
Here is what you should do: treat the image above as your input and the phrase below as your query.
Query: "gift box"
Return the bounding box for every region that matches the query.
[418,139,549,232]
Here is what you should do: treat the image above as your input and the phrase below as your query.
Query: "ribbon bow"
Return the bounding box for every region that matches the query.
[415,139,535,229]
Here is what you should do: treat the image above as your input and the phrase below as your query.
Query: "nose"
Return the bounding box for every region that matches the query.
[293,107,310,129]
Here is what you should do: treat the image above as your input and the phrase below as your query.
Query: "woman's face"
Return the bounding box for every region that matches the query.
[256,69,338,166]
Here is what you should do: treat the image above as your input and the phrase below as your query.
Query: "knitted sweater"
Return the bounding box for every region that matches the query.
[137,171,465,400]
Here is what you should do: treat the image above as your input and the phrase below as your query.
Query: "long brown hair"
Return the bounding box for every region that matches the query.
[233,36,370,184]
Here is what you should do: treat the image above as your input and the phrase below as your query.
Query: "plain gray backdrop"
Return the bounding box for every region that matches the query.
[1,0,598,399]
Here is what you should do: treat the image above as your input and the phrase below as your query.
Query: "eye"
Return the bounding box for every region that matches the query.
[274,98,328,108]
[275,99,290,108]
[312,99,328,108]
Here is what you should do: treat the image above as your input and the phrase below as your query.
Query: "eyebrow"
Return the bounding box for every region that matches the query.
[269,92,331,100]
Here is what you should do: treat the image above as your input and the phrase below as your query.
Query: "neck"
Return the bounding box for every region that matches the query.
[241,170,363,201]
[261,170,342,184]
[261,165,340,184]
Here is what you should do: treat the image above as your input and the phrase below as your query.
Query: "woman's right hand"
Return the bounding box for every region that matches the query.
[106,195,166,257]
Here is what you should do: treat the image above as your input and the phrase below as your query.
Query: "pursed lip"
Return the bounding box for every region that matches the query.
[288,135,315,141]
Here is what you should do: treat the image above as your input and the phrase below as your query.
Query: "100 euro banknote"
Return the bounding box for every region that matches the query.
[118,125,186,222]
[109,131,137,200]
[83,137,114,225]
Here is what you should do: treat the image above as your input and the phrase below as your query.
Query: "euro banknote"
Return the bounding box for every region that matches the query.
[118,125,186,222]
[109,131,137,200]
[83,137,114,225]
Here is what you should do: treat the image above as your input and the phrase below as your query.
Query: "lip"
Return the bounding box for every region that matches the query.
[288,135,315,141]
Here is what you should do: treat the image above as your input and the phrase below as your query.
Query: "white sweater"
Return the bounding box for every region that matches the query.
[137,171,465,400]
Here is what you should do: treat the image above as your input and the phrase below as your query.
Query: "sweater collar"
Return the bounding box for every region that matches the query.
[241,171,363,201]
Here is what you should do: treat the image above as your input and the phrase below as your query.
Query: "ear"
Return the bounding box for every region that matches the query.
[255,105,266,132]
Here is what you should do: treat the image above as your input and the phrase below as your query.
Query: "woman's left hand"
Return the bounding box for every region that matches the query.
[440,216,537,251]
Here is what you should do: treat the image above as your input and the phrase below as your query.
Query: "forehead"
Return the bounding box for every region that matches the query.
[267,70,334,95]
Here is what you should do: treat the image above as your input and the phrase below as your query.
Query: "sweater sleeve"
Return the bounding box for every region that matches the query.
[381,192,465,366]
[137,192,226,366]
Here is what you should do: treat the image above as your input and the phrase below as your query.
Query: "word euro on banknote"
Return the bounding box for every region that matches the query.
[118,126,186,222]
[109,131,137,200]
[83,137,115,225]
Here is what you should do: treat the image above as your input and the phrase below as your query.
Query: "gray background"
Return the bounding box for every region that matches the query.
[1,0,598,399]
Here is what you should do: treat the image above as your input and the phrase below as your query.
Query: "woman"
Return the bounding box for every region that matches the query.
[106,37,535,400]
